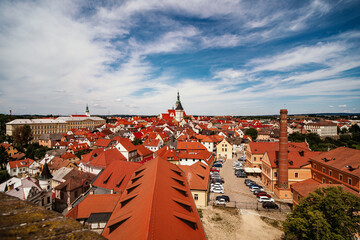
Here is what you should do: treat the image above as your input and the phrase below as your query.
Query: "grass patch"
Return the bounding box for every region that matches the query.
[260,216,283,230]
[213,206,239,216]
[197,209,203,218]
[211,213,223,222]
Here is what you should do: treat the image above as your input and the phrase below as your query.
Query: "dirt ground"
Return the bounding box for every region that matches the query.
[201,206,284,240]
[202,152,289,239]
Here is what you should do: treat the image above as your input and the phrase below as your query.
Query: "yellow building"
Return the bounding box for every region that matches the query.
[178,161,210,208]
[6,116,105,142]
[261,150,316,193]
[216,138,233,160]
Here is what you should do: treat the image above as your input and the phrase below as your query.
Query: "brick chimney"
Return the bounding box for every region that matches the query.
[278,109,288,189]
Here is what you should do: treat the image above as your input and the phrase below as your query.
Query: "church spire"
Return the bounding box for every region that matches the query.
[85,104,90,117]
[175,91,183,111]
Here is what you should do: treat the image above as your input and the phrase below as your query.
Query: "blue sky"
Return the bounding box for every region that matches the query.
[0,0,359,116]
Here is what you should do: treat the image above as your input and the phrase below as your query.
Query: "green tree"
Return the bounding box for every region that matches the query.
[283,187,360,240]
[245,128,258,140]
[132,138,143,146]
[75,149,92,159]
[25,143,50,160]
[0,146,10,170]
[13,125,33,150]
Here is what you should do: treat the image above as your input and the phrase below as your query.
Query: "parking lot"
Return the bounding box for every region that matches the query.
[209,154,291,213]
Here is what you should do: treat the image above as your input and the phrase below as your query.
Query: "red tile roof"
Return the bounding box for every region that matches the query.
[102,156,206,240]
[94,138,112,147]
[155,146,180,161]
[291,178,360,198]
[113,137,137,152]
[88,148,127,168]
[66,194,121,220]
[8,158,34,169]
[178,161,210,191]
[249,142,309,154]
[135,144,153,157]
[265,150,321,169]
[310,147,360,177]
[177,142,207,151]
[143,138,160,147]
[61,152,77,160]
[92,161,141,193]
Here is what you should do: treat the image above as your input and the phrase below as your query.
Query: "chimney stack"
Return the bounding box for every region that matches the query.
[278,109,288,189]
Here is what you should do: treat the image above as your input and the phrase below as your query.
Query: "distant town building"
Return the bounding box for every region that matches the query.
[6,106,106,142]
[304,121,337,137]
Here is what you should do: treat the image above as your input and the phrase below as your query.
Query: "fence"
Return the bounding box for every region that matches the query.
[209,200,292,213]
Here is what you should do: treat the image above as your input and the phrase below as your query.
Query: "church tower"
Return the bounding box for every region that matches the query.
[85,104,90,117]
[175,91,184,122]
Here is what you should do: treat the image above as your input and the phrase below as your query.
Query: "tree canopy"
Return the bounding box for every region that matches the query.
[245,128,258,140]
[13,125,33,150]
[283,186,360,240]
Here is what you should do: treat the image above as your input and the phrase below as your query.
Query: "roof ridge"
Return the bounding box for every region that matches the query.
[147,157,162,240]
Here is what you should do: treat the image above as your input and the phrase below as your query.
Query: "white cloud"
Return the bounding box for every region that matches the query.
[250,42,346,72]
[338,105,347,108]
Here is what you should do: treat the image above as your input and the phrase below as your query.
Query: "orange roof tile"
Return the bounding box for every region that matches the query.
[135,144,153,157]
[310,147,360,177]
[177,142,207,151]
[113,137,137,152]
[102,157,206,240]
[178,162,210,191]
[94,138,112,147]
[8,158,34,169]
[66,194,121,220]
[291,178,360,198]
[92,161,141,193]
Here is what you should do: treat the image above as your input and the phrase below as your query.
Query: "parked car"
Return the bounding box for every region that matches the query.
[256,193,271,199]
[245,180,256,186]
[211,187,224,194]
[253,189,266,195]
[235,172,247,178]
[244,179,254,185]
[257,196,274,202]
[248,183,262,188]
[216,195,230,202]
[262,202,279,209]
[216,198,226,206]
[213,164,223,168]
[210,168,220,172]
[211,183,223,189]
[256,192,270,198]
[212,178,224,184]
[250,186,264,192]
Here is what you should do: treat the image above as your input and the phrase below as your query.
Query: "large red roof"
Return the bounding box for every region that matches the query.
[310,147,360,177]
[92,161,141,193]
[249,142,309,154]
[66,194,121,220]
[102,156,206,240]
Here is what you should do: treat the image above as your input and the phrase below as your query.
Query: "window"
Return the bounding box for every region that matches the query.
[322,167,325,173]
[329,170,332,176]
[47,196,51,203]
[348,178,352,185]
[295,173,299,178]
[329,181,332,184]
[194,194,198,201]
[313,173,316,180]
[313,163,316,169]
[42,198,44,206]
[274,172,278,178]
[339,174,343,181]
[322,178,326,183]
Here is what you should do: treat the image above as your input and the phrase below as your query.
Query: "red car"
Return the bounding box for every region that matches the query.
[257,192,271,198]
[210,168,220,172]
